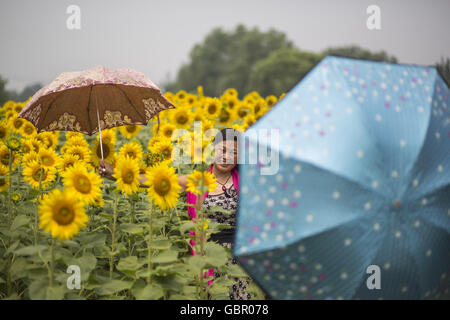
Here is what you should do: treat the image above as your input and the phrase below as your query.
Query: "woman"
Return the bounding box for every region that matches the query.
[99,128,253,300]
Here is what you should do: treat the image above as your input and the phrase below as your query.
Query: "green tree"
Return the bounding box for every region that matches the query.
[0,75,11,105]
[165,25,293,97]
[247,48,323,97]
[323,45,398,63]
[436,57,450,86]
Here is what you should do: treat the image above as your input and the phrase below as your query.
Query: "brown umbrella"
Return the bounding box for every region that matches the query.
[18,65,174,159]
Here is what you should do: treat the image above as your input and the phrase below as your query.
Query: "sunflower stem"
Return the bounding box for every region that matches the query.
[49,238,55,288]
[147,201,153,285]
[109,192,118,279]
[34,167,44,246]
[7,149,12,216]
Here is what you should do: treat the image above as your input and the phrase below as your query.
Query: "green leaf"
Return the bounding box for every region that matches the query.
[132,284,164,300]
[4,240,20,256]
[152,250,178,264]
[78,233,106,248]
[225,264,249,278]
[11,215,31,230]
[120,223,145,235]
[204,242,229,267]
[29,278,65,300]
[68,254,97,282]
[96,280,134,296]
[117,256,144,277]
[14,245,47,256]
[179,221,196,234]
[149,239,172,250]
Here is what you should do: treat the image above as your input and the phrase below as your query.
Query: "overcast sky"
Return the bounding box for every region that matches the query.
[1,0,449,92]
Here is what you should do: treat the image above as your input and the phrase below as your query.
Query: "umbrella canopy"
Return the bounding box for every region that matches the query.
[18,65,174,135]
[234,56,450,299]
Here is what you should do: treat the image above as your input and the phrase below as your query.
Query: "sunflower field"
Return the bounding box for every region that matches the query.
[0,87,282,300]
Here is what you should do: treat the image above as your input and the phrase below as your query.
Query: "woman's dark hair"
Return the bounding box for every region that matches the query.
[212,128,241,146]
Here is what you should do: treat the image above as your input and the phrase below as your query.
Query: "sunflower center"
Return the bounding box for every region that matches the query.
[155,177,171,196]
[238,109,249,118]
[97,143,110,159]
[219,110,230,122]
[0,178,6,187]
[177,114,188,125]
[127,152,135,158]
[32,168,46,182]
[14,120,23,129]
[24,126,33,134]
[74,175,92,194]
[163,129,173,138]
[42,156,53,166]
[53,205,75,226]
[1,153,10,166]
[0,129,6,139]
[208,105,217,114]
[126,125,137,133]
[122,169,135,184]
[22,145,31,153]
[162,148,171,159]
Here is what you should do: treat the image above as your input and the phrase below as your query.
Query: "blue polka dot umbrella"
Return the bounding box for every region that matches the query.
[234,56,450,300]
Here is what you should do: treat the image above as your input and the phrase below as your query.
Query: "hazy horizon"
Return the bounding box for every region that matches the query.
[1,0,449,92]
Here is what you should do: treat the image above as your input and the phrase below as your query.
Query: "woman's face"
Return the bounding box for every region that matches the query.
[214,140,238,172]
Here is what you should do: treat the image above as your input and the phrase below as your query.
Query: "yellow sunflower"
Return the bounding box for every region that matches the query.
[29,137,43,153]
[10,117,24,134]
[67,145,91,163]
[57,154,80,172]
[152,121,176,140]
[21,151,38,166]
[38,188,88,241]
[20,139,34,155]
[265,95,278,107]
[234,103,252,120]
[186,170,217,195]
[65,135,89,149]
[243,113,257,130]
[224,88,238,98]
[217,108,233,127]
[13,103,24,114]
[38,148,60,168]
[175,90,188,101]
[119,124,141,139]
[145,162,180,210]
[65,131,84,141]
[62,163,102,205]
[185,93,198,108]
[113,156,141,195]
[170,106,192,129]
[23,160,57,189]
[203,97,221,119]
[222,95,239,111]
[21,121,37,138]
[89,140,113,166]
[149,138,174,164]
[0,144,16,167]
[119,141,143,162]
[98,128,117,144]
[197,86,204,99]
[0,120,9,141]
[147,136,162,151]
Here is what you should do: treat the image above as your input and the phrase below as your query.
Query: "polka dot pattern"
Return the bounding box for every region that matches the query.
[234,57,450,300]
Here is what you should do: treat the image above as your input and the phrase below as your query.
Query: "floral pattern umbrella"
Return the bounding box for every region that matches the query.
[234,56,450,299]
[18,65,174,135]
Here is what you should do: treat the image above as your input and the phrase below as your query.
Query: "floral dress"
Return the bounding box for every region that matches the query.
[203,184,253,300]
